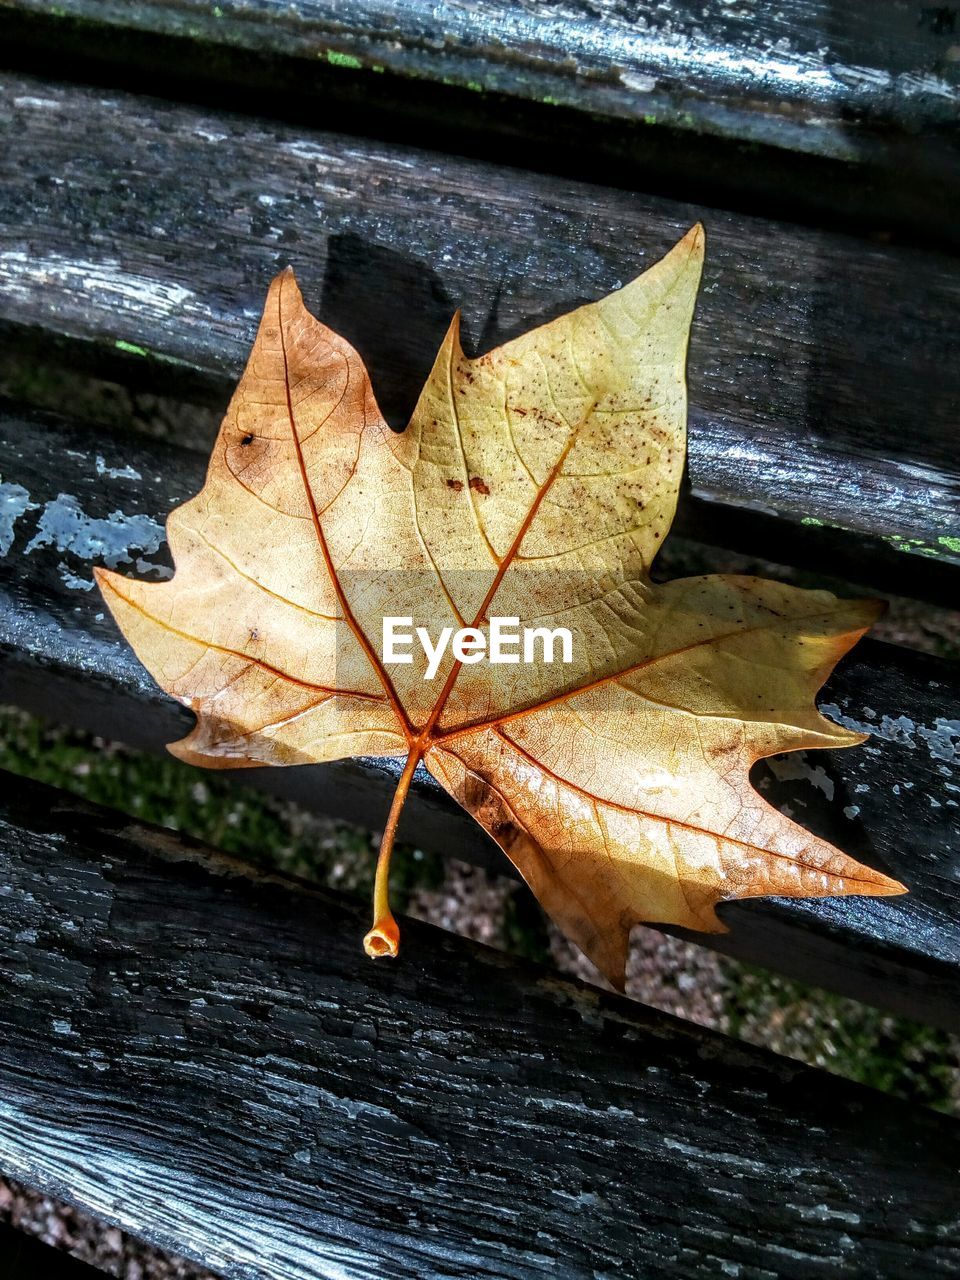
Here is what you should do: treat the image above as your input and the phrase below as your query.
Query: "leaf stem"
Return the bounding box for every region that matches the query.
[363,747,422,959]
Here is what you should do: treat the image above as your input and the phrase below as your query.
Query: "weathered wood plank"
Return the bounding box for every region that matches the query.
[0,75,957,596]
[3,4,958,251]
[1,408,958,1029]
[3,0,958,169]
[2,772,960,1280]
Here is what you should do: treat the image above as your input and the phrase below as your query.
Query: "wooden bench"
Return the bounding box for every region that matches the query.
[0,2,958,1275]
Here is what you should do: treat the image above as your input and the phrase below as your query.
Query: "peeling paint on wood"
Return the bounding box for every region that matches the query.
[821,704,960,766]
[0,481,37,554]
[24,493,165,572]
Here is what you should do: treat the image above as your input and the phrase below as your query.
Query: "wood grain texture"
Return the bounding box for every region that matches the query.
[2,0,958,167]
[1,409,958,1028]
[2,5,957,252]
[2,771,960,1280]
[0,74,957,597]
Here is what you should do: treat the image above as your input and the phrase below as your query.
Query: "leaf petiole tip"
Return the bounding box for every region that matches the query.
[364,916,401,959]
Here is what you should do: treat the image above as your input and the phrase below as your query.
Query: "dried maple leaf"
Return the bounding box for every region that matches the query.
[95,226,905,987]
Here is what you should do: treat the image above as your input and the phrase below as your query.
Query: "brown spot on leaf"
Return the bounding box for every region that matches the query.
[446,478,464,492]
[469,476,491,495]
[492,817,522,852]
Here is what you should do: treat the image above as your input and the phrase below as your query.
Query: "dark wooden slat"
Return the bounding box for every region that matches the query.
[0,76,956,599]
[2,0,958,169]
[2,772,960,1279]
[1,408,958,1029]
[2,8,957,255]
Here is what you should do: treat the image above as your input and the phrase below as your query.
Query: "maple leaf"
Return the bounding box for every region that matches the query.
[95,226,905,988]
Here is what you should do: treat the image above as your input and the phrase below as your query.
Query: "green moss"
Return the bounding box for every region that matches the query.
[798,519,954,563]
[111,340,195,370]
[326,50,363,70]
[438,76,485,93]
[885,533,942,559]
[114,339,150,358]
[796,519,953,561]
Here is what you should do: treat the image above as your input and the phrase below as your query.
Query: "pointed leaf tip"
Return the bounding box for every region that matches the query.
[269,264,299,294]
[675,222,705,260]
[447,308,463,347]
[92,564,116,591]
[866,868,908,897]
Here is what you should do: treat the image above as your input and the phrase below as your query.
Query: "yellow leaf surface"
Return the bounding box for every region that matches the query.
[95,226,905,987]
